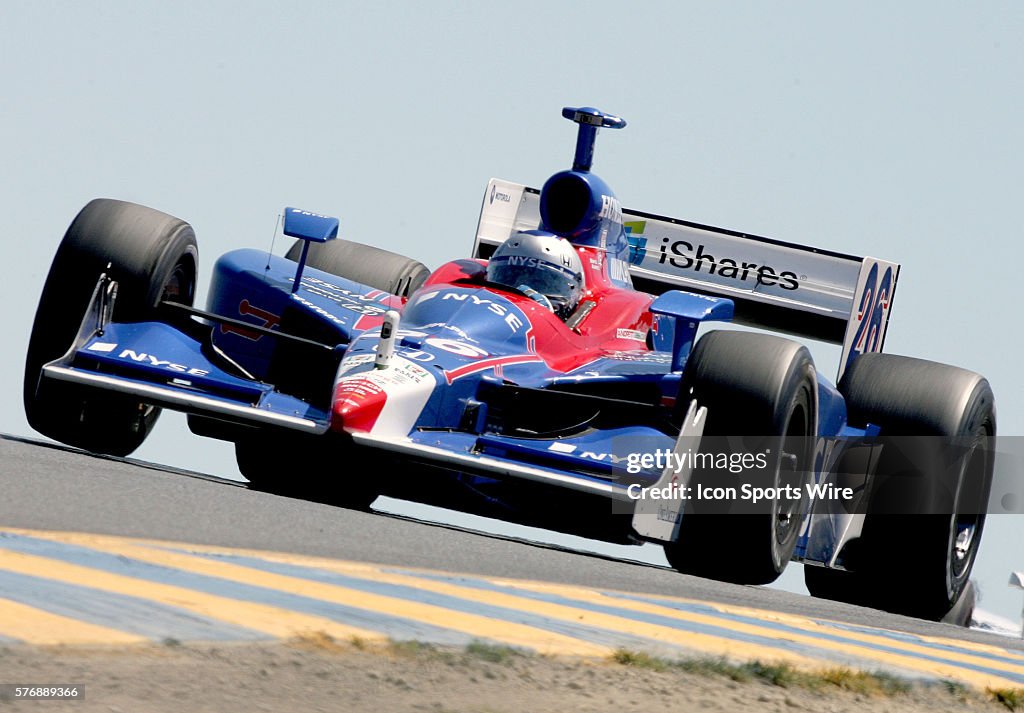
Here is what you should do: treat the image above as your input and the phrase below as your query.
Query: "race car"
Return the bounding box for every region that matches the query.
[23,106,995,623]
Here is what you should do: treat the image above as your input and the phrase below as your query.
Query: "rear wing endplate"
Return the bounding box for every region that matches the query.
[473,179,900,379]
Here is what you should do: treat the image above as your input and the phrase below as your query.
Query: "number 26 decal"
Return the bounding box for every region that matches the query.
[844,263,895,374]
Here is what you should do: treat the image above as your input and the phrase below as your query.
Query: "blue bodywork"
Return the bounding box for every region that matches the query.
[41,106,879,567]
[50,239,872,563]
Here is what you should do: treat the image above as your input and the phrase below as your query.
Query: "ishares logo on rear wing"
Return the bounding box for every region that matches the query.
[625,221,800,291]
[473,179,899,379]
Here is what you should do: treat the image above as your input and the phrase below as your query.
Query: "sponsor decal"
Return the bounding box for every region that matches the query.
[432,291,525,333]
[336,353,375,377]
[336,377,384,404]
[335,355,434,391]
[287,277,390,319]
[289,208,331,219]
[602,350,672,364]
[337,358,432,388]
[608,256,632,284]
[116,349,210,377]
[333,354,436,435]
[579,450,630,465]
[599,195,623,224]
[292,295,349,325]
[301,276,392,304]
[86,341,118,353]
[333,377,387,432]
[624,221,648,266]
[547,444,631,466]
[489,184,512,205]
[221,300,281,340]
[387,360,431,385]
[656,238,800,291]
[616,328,646,342]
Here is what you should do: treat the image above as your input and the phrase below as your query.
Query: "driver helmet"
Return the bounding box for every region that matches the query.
[486,230,585,319]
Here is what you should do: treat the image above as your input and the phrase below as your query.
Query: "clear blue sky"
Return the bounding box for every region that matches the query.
[2,2,1021,621]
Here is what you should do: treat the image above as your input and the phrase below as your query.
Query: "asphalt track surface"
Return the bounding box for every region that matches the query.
[2,434,1023,688]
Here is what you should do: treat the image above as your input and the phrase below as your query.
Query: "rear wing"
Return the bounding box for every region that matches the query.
[473,179,900,379]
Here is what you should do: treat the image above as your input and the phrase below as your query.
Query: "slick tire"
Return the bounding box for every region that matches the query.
[285,239,429,298]
[23,199,198,456]
[663,331,817,585]
[804,354,995,622]
[235,430,379,510]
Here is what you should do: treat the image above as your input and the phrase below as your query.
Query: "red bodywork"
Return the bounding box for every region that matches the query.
[420,247,654,373]
[332,246,655,433]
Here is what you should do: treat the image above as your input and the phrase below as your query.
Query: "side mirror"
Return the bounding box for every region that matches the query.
[284,207,339,294]
[284,207,339,243]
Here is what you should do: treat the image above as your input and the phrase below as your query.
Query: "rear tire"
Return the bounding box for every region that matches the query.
[23,199,198,456]
[804,353,995,621]
[285,239,429,298]
[664,331,817,585]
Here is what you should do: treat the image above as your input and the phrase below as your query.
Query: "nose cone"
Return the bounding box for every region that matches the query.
[331,355,437,437]
[333,376,388,433]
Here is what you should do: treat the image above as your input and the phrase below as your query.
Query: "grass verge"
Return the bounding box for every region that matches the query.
[611,647,1024,708]
[990,687,1024,711]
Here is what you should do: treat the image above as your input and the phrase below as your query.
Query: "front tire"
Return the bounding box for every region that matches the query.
[804,354,995,621]
[664,331,817,585]
[23,199,198,456]
[243,239,429,505]
[236,430,379,510]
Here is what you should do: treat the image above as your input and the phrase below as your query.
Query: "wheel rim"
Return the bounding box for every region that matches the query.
[160,256,196,306]
[775,401,809,549]
[949,437,989,582]
[952,519,977,576]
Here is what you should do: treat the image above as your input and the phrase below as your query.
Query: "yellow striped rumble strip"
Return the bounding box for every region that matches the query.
[1,528,1023,691]
[0,546,382,644]
[0,597,147,646]
[21,532,608,658]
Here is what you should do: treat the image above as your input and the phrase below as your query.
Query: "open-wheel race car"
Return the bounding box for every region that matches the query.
[24,106,995,622]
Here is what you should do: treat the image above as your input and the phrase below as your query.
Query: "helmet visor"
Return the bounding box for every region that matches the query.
[487,259,579,309]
